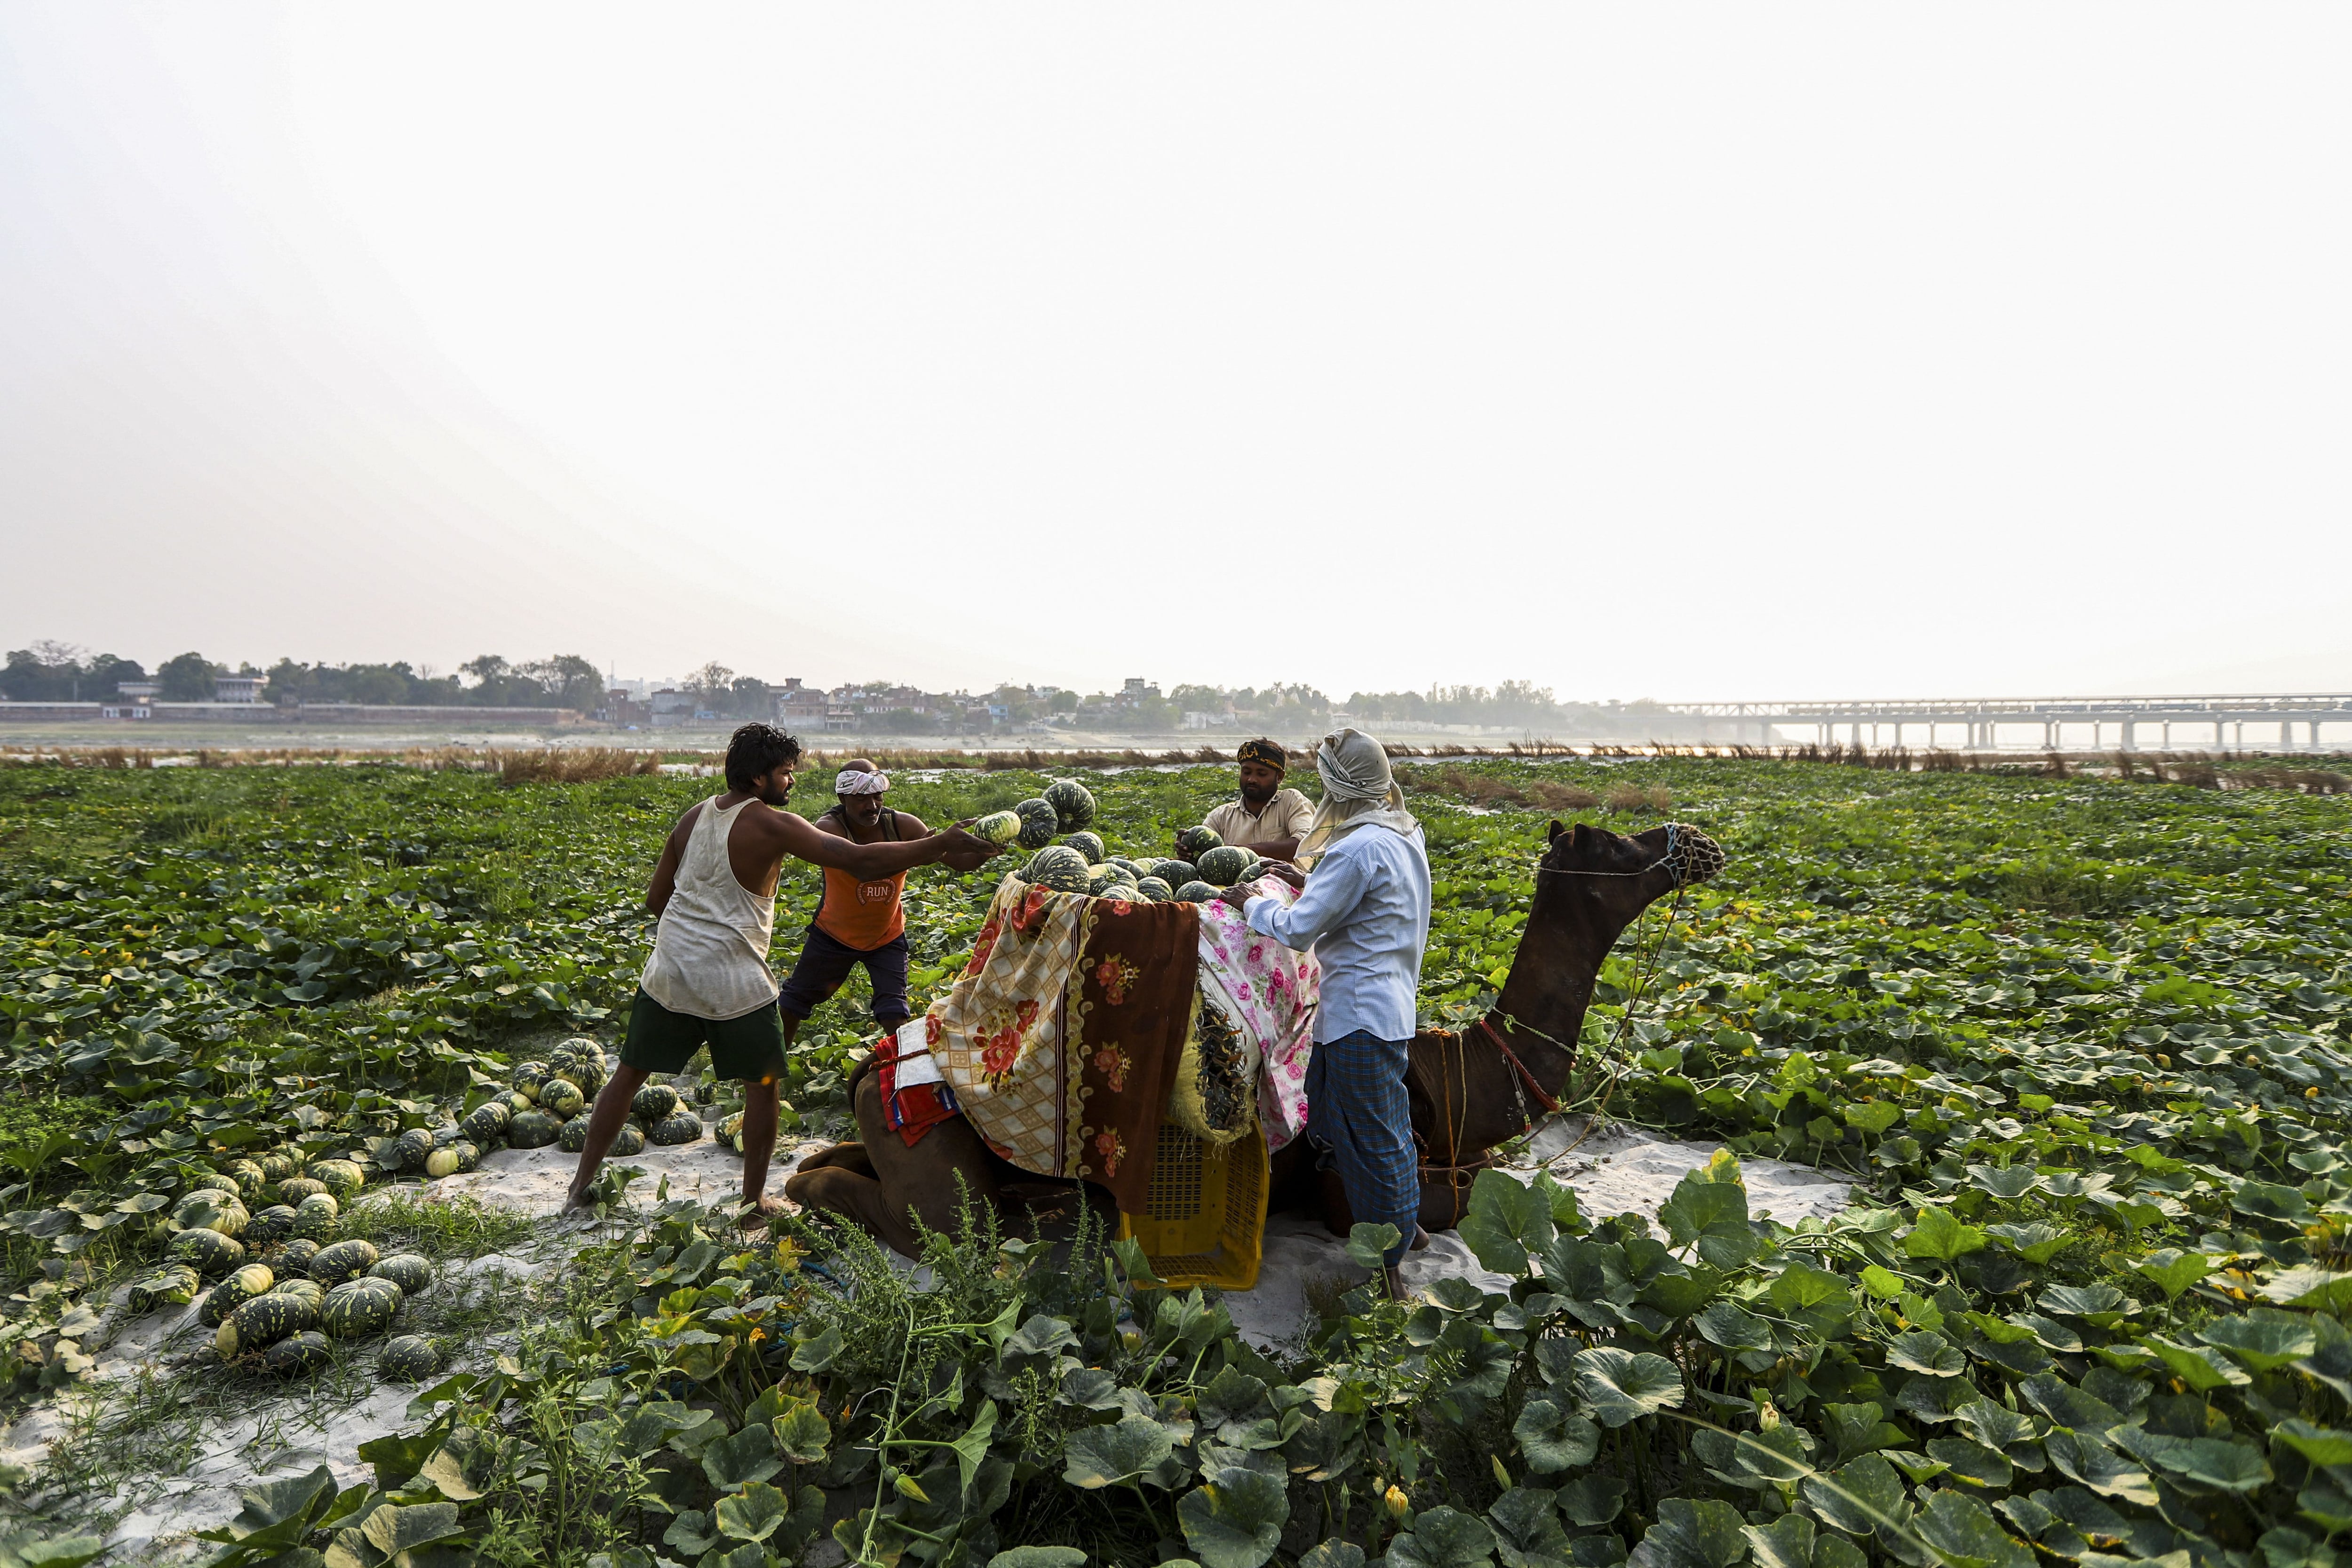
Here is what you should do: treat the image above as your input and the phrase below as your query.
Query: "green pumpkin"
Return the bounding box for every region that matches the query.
[511,1061,551,1098]
[310,1161,366,1199]
[970,810,1024,848]
[1022,845,1091,893]
[558,1117,593,1153]
[191,1172,242,1199]
[460,1101,510,1146]
[423,1146,464,1179]
[507,1110,562,1149]
[1174,880,1219,904]
[200,1264,277,1327]
[379,1335,442,1383]
[278,1238,322,1274]
[369,1253,433,1294]
[265,1330,333,1377]
[1134,877,1173,903]
[1086,864,1137,897]
[307,1238,380,1286]
[174,1189,248,1236]
[631,1083,681,1122]
[1013,799,1058,850]
[246,1205,299,1245]
[1150,859,1196,887]
[322,1277,403,1339]
[1175,825,1222,859]
[291,1195,339,1243]
[649,1110,704,1146]
[1194,845,1255,887]
[223,1159,267,1197]
[275,1177,328,1205]
[171,1227,246,1275]
[217,1291,308,1357]
[539,1078,585,1119]
[271,1277,326,1311]
[503,1091,534,1116]
[381,1128,433,1173]
[258,1152,299,1183]
[1043,778,1096,832]
[610,1124,647,1157]
[1062,830,1106,864]
[127,1263,203,1314]
[716,1112,746,1153]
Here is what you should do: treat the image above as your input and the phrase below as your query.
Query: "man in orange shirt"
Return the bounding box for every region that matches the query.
[776,760,982,1047]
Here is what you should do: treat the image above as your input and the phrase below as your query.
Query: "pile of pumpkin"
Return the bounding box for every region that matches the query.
[969,780,1269,903]
[135,1178,442,1382]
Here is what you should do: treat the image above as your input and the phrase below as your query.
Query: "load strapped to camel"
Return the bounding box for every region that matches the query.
[879,870,1318,1287]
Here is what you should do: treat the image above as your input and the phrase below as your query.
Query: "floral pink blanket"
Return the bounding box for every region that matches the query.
[1194,878,1320,1151]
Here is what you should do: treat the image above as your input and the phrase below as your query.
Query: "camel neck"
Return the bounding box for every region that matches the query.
[1489,870,1649,1090]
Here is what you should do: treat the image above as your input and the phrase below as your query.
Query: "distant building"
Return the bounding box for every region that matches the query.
[650,689,694,729]
[102,682,154,721]
[214,674,268,703]
[777,678,827,727]
[824,705,859,732]
[604,689,651,727]
[1121,677,1159,702]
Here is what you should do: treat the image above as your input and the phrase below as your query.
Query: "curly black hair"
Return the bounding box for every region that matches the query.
[724,723,803,792]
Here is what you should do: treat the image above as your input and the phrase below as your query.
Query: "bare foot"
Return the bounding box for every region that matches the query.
[1411,1226,1431,1252]
[560,1187,596,1216]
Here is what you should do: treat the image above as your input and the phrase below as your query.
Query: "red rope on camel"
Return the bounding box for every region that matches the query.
[1475,1014,1562,1117]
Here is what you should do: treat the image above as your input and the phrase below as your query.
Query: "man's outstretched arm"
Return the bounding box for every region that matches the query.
[886,810,993,873]
[753,805,996,878]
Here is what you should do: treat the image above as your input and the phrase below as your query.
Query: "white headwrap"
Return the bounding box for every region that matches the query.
[1295,728,1421,867]
[834,768,890,796]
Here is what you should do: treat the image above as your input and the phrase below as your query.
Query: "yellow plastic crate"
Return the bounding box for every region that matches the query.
[1120,1120,1268,1290]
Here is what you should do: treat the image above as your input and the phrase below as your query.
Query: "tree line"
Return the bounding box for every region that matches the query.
[0,644,605,710]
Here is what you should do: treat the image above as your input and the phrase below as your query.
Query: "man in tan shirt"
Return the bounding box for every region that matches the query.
[1192,737,1318,861]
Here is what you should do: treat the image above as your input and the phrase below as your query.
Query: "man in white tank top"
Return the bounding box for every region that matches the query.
[564,724,1001,1224]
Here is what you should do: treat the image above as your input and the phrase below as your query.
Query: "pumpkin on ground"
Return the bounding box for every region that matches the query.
[1174,881,1220,904]
[223,1159,267,1197]
[271,1277,326,1311]
[217,1291,311,1358]
[322,1277,404,1339]
[246,1206,298,1246]
[383,1128,433,1172]
[277,1239,322,1274]
[1134,877,1173,903]
[265,1331,333,1377]
[610,1124,647,1157]
[200,1264,276,1328]
[507,1110,562,1149]
[171,1227,245,1276]
[558,1117,593,1153]
[310,1161,366,1200]
[379,1335,441,1382]
[369,1254,432,1294]
[127,1264,202,1314]
[307,1238,379,1286]
[539,1078,585,1118]
[460,1102,510,1146]
[649,1110,704,1146]
[632,1083,682,1122]
[1150,859,1197,888]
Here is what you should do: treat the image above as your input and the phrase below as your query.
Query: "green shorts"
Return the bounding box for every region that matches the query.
[621,990,788,1083]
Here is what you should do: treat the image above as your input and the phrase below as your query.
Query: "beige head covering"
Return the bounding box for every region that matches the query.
[1295,728,1421,867]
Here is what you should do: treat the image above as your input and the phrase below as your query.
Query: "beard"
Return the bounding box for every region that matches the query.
[758,776,795,807]
[1239,782,1276,807]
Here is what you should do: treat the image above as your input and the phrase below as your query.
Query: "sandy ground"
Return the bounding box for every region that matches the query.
[3,1117,1847,1557]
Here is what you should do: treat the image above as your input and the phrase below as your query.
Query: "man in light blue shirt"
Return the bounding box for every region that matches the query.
[1220,728,1430,1296]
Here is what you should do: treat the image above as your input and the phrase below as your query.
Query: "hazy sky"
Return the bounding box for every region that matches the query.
[4,5,2347,701]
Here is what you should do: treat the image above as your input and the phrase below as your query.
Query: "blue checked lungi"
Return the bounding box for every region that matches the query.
[1305,1028,1419,1267]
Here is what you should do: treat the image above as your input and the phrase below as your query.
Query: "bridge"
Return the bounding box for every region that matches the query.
[1648,693,2352,751]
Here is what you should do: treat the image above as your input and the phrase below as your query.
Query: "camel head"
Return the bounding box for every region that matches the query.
[1540,819,1727,914]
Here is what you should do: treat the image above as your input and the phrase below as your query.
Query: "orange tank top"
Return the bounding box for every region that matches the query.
[814,808,907,949]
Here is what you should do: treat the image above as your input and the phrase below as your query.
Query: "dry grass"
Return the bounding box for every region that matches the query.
[491,748,663,784]
[1603,783,1672,814]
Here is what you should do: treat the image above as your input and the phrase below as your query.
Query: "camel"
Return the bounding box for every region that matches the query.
[783,817,1724,1254]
